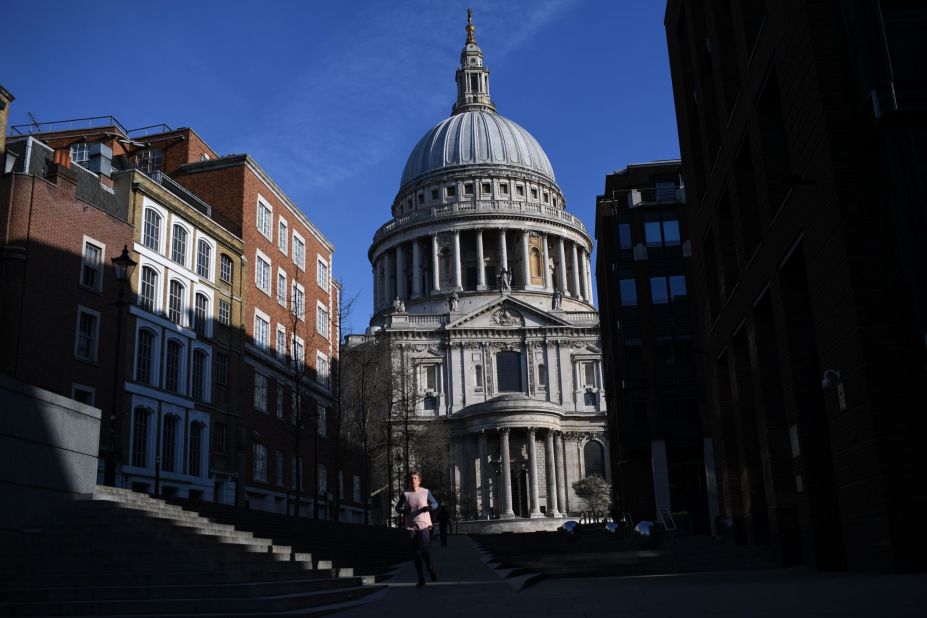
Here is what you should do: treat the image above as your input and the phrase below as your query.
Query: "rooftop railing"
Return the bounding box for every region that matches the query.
[149,171,212,217]
[9,115,131,137]
[7,116,173,140]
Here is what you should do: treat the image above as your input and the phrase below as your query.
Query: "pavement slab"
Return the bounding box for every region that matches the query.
[333,534,927,617]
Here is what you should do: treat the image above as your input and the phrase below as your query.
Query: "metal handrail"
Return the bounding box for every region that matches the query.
[126,124,173,138]
[149,171,212,217]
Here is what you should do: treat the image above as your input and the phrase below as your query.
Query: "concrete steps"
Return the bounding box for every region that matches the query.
[162,496,408,576]
[0,486,382,616]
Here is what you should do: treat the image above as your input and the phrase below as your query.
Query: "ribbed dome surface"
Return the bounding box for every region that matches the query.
[400,110,556,189]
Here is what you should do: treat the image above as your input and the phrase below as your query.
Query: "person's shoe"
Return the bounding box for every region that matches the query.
[416,579,426,587]
[428,568,438,582]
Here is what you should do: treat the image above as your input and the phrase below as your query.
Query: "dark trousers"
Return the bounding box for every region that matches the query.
[408,527,434,581]
[439,523,448,546]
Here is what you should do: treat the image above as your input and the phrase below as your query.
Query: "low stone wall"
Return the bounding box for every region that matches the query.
[456,516,572,534]
[0,374,101,536]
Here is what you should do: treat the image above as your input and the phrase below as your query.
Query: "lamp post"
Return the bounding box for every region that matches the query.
[394,451,403,527]
[105,245,137,487]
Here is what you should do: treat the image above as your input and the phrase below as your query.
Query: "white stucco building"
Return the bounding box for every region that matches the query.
[369,13,608,530]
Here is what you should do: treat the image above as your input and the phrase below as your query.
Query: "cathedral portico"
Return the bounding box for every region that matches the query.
[369,12,608,532]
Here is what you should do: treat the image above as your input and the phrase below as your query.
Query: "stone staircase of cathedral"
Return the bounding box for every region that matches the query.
[0,486,385,617]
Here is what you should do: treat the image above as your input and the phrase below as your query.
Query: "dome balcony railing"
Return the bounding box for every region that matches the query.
[564,311,599,322]
[374,199,587,243]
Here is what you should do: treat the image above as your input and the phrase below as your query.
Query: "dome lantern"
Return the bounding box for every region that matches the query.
[453,9,496,115]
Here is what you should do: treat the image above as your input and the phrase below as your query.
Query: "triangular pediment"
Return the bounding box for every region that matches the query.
[446,295,572,330]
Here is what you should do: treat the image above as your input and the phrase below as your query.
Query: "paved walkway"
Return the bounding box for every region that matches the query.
[336,535,927,617]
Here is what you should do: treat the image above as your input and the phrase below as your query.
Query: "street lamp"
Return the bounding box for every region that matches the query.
[394,451,403,527]
[105,245,137,487]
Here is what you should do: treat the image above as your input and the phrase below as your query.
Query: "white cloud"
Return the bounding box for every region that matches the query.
[240,0,578,192]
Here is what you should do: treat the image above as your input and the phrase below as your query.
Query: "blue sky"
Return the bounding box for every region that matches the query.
[3,0,679,333]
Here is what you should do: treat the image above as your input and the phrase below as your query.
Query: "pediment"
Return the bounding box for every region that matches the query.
[446,296,572,330]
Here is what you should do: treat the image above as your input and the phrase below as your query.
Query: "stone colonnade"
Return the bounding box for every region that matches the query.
[469,427,573,519]
[373,228,593,309]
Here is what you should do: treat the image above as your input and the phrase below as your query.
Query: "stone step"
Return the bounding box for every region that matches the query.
[0,558,315,577]
[0,575,366,603]
[0,568,333,590]
[1,584,379,616]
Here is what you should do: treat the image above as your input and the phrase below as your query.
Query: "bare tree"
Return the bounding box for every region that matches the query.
[285,270,332,519]
[342,332,390,525]
[386,344,453,512]
[330,281,357,521]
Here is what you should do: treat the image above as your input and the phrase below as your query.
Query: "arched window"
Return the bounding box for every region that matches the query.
[162,415,179,472]
[164,340,182,393]
[171,224,187,265]
[143,209,161,251]
[131,407,151,467]
[529,247,543,278]
[584,441,605,478]
[188,422,204,477]
[473,364,483,389]
[196,239,211,278]
[193,293,209,336]
[496,351,523,393]
[538,363,548,389]
[139,266,158,312]
[135,329,155,385]
[168,281,184,325]
[191,349,207,401]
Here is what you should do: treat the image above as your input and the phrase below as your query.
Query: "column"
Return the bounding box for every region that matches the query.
[383,250,393,303]
[578,248,587,301]
[500,428,515,518]
[545,431,560,517]
[585,252,594,302]
[372,265,378,311]
[373,260,381,309]
[412,239,422,299]
[558,237,568,294]
[478,430,490,517]
[704,437,721,537]
[395,242,406,300]
[555,432,568,515]
[453,230,462,290]
[476,229,486,290]
[498,228,508,273]
[651,439,673,517]
[431,234,440,293]
[520,230,530,288]
[542,233,552,291]
[527,428,542,517]
[571,242,581,298]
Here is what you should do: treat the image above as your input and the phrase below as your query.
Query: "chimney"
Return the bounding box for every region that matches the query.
[86,142,113,177]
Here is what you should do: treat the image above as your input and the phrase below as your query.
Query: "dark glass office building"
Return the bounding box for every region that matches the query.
[595,161,712,534]
[665,1,927,571]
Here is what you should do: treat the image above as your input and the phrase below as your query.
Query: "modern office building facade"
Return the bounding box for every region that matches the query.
[595,161,713,534]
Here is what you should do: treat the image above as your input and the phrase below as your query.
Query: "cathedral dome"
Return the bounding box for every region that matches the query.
[400,110,556,189]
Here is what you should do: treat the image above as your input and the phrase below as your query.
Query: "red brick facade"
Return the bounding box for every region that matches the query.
[1,119,362,522]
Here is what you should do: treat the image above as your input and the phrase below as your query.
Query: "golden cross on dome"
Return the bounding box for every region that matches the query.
[466,8,476,43]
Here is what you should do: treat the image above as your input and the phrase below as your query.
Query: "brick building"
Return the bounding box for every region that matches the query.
[2,115,363,521]
[665,1,927,570]
[594,161,713,534]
